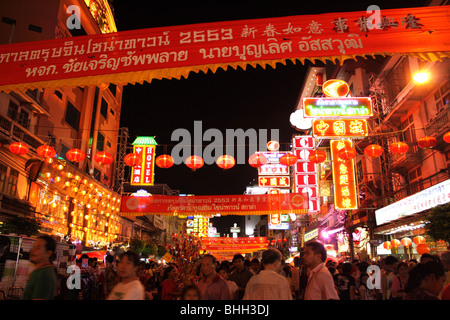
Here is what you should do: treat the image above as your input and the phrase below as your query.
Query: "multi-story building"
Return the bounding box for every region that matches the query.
[0,0,130,249]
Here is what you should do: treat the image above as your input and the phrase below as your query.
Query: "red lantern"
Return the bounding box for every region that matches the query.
[279,153,298,166]
[401,237,412,247]
[364,144,383,158]
[413,236,426,245]
[216,155,235,169]
[444,131,450,143]
[389,141,409,154]
[185,155,204,170]
[156,154,174,168]
[416,243,430,255]
[66,148,85,162]
[248,153,267,168]
[308,150,327,163]
[9,142,29,155]
[124,153,141,167]
[36,144,56,158]
[338,146,357,160]
[417,136,437,149]
[390,239,401,249]
[94,151,113,165]
[383,241,392,250]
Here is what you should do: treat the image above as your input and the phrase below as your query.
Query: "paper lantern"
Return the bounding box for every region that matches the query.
[9,142,29,155]
[417,136,437,149]
[413,235,426,245]
[364,144,383,158]
[338,146,357,160]
[389,141,409,154]
[308,150,327,163]
[37,144,56,158]
[94,151,113,165]
[156,154,174,168]
[66,148,85,162]
[444,131,450,143]
[185,155,204,170]
[248,153,267,168]
[124,153,141,167]
[390,239,401,248]
[401,237,412,247]
[416,243,430,255]
[383,241,392,250]
[216,155,235,169]
[279,153,298,166]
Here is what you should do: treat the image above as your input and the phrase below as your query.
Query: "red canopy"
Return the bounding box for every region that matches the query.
[76,251,107,261]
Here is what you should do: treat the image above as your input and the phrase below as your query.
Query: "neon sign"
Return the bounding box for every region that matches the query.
[313,119,368,138]
[131,136,157,186]
[258,176,290,188]
[303,97,373,118]
[330,140,358,210]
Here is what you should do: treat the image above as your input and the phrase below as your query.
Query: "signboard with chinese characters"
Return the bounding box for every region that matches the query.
[303,97,373,118]
[269,214,291,230]
[258,176,290,188]
[130,137,157,186]
[330,140,358,210]
[312,119,368,138]
[292,136,319,212]
[258,164,290,175]
[186,215,210,237]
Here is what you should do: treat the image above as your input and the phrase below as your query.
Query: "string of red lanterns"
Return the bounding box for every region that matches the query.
[279,153,298,166]
[94,151,113,165]
[338,146,357,160]
[155,154,174,169]
[216,155,236,170]
[308,149,327,163]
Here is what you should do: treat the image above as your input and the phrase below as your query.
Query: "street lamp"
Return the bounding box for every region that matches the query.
[413,71,429,84]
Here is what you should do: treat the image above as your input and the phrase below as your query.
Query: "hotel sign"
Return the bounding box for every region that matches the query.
[303,97,373,118]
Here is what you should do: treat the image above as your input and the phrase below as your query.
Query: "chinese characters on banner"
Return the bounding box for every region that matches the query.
[292,136,319,212]
[1,7,449,92]
[330,140,358,210]
[312,119,369,138]
[258,176,290,188]
[131,144,156,186]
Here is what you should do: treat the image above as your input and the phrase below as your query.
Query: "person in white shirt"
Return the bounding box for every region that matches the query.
[243,248,293,300]
[303,240,339,300]
[107,250,145,300]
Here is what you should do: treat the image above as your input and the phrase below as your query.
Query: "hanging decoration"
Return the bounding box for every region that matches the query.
[413,235,426,245]
[444,131,450,143]
[185,155,204,171]
[9,142,29,155]
[401,237,412,247]
[389,141,409,154]
[36,144,56,158]
[279,153,298,166]
[383,241,392,250]
[416,243,431,255]
[417,136,437,149]
[156,154,174,168]
[308,150,327,163]
[338,146,357,160]
[94,151,113,165]
[124,153,141,167]
[248,153,267,168]
[216,155,235,170]
[390,239,401,249]
[66,148,85,162]
[364,144,383,158]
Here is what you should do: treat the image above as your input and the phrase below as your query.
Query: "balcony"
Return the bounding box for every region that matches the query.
[389,142,423,175]
[0,194,37,217]
[0,113,44,151]
[424,104,450,151]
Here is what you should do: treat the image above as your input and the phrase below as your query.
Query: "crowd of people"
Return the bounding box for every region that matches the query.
[21,235,450,301]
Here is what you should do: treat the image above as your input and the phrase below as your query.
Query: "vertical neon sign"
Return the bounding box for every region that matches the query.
[130,136,157,186]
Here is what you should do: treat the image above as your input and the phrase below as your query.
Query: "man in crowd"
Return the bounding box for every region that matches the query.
[228,254,254,300]
[197,254,230,300]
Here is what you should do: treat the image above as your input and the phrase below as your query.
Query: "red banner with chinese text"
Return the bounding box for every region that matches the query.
[201,237,268,254]
[120,193,308,216]
[0,6,449,92]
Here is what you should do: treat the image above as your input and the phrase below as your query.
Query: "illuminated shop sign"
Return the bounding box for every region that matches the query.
[303,97,373,118]
[258,176,290,188]
[312,119,368,138]
[131,137,157,186]
[268,214,290,230]
[304,228,319,242]
[330,140,358,210]
[258,164,290,175]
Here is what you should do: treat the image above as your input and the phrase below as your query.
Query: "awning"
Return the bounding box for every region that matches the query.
[76,250,107,261]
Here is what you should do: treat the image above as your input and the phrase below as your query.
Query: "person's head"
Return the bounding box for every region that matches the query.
[261,248,283,272]
[181,285,201,300]
[303,241,327,269]
[30,235,56,265]
[342,262,353,275]
[405,261,445,296]
[105,254,114,266]
[397,262,409,275]
[384,255,399,273]
[217,266,229,280]
[441,251,450,271]
[117,250,140,281]
[360,272,369,288]
[250,258,260,272]
[163,265,177,280]
[293,256,300,267]
[201,254,217,277]
[420,253,436,264]
[232,254,245,271]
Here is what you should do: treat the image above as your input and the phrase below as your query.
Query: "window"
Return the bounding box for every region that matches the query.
[109,108,115,117]
[93,168,101,181]
[7,100,19,120]
[106,140,112,148]
[28,24,42,33]
[18,109,30,129]
[65,100,80,131]
[435,81,450,113]
[96,132,105,151]
[55,90,63,100]
[401,114,416,143]
[100,98,108,119]
[5,168,18,196]
[0,163,7,193]
[109,84,116,96]
[409,166,423,195]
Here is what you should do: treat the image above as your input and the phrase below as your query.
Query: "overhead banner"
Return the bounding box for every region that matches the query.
[0,6,450,92]
[120,193,308,216]
[201,237,268,254]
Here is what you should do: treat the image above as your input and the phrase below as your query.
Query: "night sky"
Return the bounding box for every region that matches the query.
[113,0,428,233]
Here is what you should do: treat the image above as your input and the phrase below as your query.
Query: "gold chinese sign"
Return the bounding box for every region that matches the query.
[258,176,291,188]
[330,140,358,210]
[313,119,368,138]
